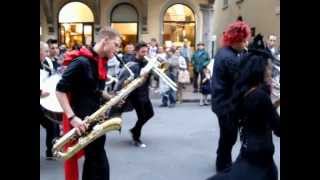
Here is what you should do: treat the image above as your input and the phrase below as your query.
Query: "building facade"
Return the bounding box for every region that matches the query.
[40,0,280,56]
[40,0,215,57]
[212,0,280,53]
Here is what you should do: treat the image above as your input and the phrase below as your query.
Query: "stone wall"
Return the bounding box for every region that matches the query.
[212,0,280,53]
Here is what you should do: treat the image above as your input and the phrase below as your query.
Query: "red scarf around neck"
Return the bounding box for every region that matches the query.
[63,47,108,80]
[62,48,108,180]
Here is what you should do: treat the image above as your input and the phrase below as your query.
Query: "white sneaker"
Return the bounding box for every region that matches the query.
[133,140,147,148]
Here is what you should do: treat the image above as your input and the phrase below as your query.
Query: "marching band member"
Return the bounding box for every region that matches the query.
[44,39,60,75]
[211,20,251,172]
[113,42,154,148]
[207,41,280,180]
[40,41,60,160]
[55,27,121,180]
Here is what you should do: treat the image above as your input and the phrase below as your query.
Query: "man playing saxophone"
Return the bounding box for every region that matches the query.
[55,26,121,180]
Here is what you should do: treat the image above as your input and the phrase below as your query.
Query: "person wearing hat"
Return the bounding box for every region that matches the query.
[191,42,210,93]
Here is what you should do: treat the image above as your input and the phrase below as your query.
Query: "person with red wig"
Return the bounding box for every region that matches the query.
[211,20,251,172]
[207,33,280,180]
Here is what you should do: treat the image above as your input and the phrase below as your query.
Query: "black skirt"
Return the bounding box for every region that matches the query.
[206,155,278,180]
[201,80,211,95]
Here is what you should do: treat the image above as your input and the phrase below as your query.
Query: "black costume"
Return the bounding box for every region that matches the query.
[211,47,245,171]
[39,105,60,158]
[207,85,280,180]
[201,78,211,95]
[43,57,59,75]
[249,34,280,78]
[56,53,108,180]
[113,56,154,143]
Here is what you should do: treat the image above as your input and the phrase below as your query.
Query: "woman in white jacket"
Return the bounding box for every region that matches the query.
[176,48,189,104]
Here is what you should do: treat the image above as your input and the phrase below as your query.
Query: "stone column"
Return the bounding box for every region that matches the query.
[94,0,101,41]
[141,0,148,35]
[200,4,214,58]
[94,0,100,23]
[48,0,58,38]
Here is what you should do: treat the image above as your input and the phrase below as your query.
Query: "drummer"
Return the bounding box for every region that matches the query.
[45,39,60,75]
[40,41,60,160]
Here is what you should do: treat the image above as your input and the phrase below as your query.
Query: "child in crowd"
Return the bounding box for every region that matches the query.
[200,67,211,106]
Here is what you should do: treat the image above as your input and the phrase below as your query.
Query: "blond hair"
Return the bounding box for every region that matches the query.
[97,26,120,42]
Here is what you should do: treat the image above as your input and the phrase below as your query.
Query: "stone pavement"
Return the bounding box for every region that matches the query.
[40,89,280,180]
[149,83,209,103]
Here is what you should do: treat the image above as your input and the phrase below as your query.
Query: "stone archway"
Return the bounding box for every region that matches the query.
[162,4,196,48]
[58,1,95,48]
[110,3,139,48]
[159,0,201,49]
[104,0,146,42]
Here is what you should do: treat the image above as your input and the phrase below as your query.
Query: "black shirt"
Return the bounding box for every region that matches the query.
[239,86,280,165]
[115,57,151,102]
[43,57,59,76]
[56,56,105,119]
[211,47,244,114]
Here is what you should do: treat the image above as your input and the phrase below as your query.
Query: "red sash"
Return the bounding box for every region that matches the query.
[63,48,107,80]
[61,48,108,180]
[62,94,84,180]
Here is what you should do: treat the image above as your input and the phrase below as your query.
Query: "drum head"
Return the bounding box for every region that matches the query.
[42,107,62,124]
[40,74,63,113]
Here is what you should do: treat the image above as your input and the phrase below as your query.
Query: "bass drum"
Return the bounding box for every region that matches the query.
[40,74,63,124]
[41,107,63,124]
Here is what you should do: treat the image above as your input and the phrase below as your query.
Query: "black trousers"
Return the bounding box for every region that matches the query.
[83,135,109,180]
[216,113,238,171]
[40,107,60,156]
[193,69,200,91]
[193,70,205,91]
[130,99,154,139]
[207,155,278,180]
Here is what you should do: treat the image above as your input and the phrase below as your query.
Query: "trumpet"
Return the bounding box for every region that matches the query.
[143,56,178,91]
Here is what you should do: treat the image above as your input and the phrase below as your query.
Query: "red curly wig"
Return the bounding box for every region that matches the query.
[220,21,251,47]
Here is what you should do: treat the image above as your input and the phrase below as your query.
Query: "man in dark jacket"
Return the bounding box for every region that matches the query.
[122,43,136,65]
[113,42,154,148]
[211,21,251,172]
[191,42,210,92]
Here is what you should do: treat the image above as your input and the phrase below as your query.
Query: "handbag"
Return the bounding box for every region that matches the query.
[178,69,190,83]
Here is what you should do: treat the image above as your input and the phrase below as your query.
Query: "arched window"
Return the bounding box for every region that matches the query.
[58,2,94,48]
[163,4,195,48]
[111,3,139,48]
